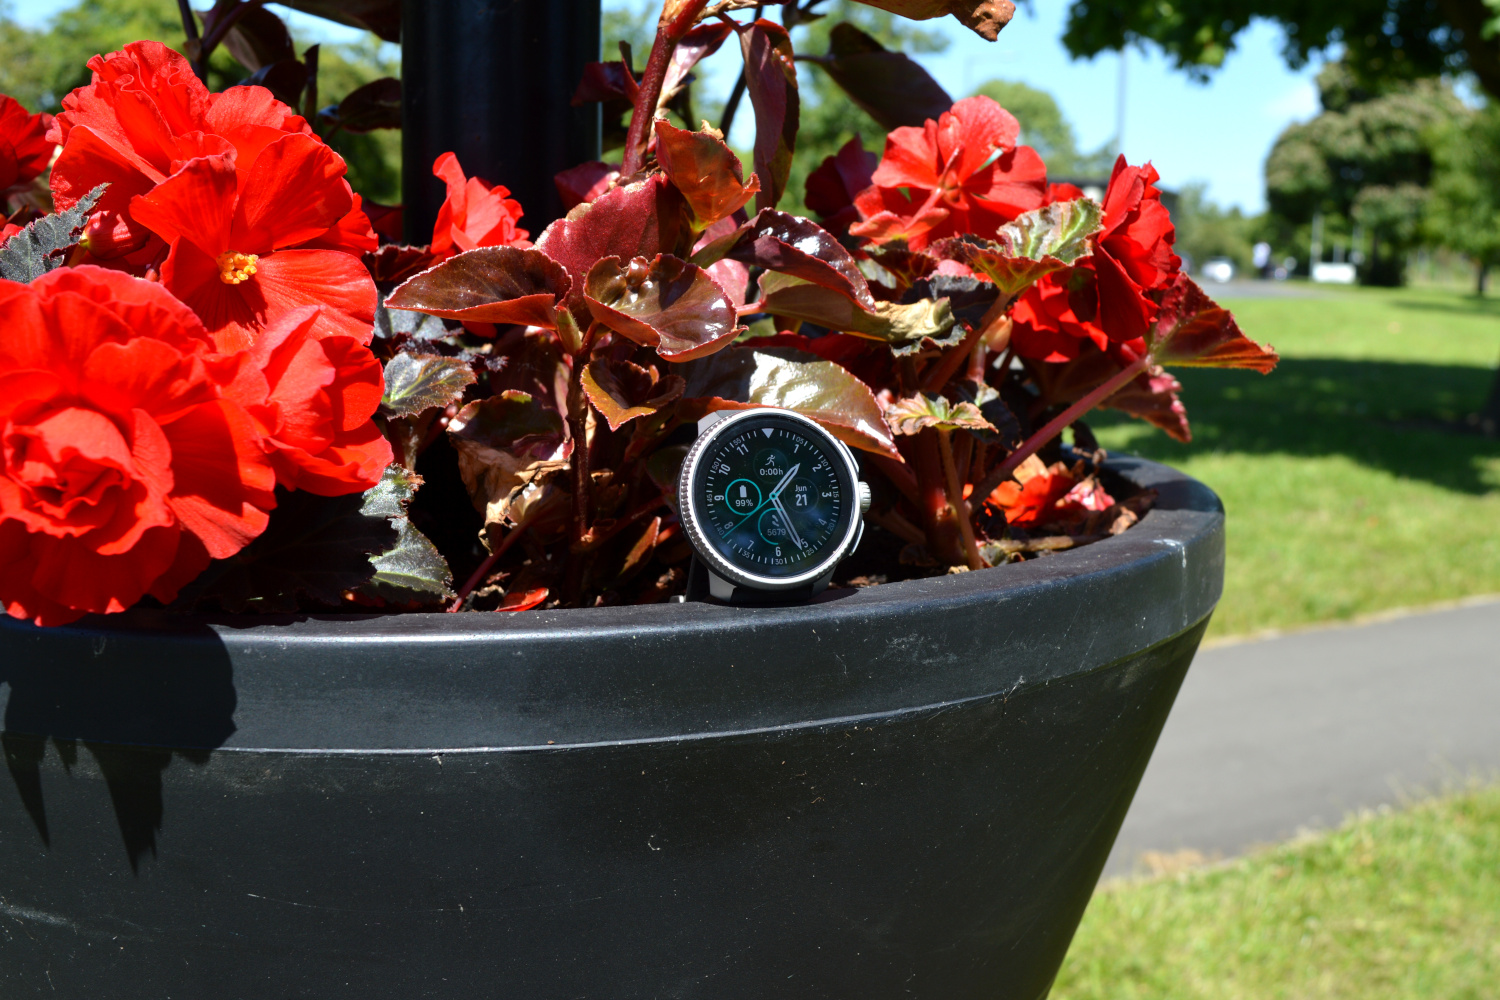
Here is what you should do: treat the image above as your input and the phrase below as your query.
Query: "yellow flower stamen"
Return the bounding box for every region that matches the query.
[216,251,259,285]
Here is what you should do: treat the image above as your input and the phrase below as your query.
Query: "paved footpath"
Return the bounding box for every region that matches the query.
[1103,598,1500,878]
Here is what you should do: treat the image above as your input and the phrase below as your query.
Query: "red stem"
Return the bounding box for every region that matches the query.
[448,519,532,612]
[621,0,710,176]
[983,354,1150,492]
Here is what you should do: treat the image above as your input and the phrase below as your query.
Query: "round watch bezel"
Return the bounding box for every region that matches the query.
[678,408,863,592]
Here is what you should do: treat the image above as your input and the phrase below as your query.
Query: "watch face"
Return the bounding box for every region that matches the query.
[690,412,855,581]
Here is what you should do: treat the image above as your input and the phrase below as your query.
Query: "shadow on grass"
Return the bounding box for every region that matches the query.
[1090,357,1500,495]
[1387,296,1500,320]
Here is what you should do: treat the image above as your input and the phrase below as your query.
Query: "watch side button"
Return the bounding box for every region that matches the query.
[857,481,872,514]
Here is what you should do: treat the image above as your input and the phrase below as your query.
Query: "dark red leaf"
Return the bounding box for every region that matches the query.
[243,58,309,109]
[572,61,637,106]
[853,0,1016,40]
[816,23,953,131]
[271,0,400,42]
[659,21,734,108]
[364,244,436,285]
[554,161,620,211]
[496,587,549,612]
[694,209,874,309]
[1148,274,1279,372]
[1104,365,1192,443]
[207,4,295,71]
[535,174,692,316]
[585,254,740,362]
[805,136,877,236]
[653,120,760,229]
[581,357,687,431]
[736,19,799,211]
[332,77,402,133]
[756,273,959,356]
[385,246,571,329]
[677,345,898,459]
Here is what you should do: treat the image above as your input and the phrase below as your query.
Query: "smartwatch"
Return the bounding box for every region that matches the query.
[678,408,871,604]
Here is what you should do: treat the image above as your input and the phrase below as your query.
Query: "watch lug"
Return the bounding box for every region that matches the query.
[707,569,737,601]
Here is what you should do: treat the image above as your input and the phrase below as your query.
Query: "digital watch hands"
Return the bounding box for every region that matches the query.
[679,409,870,605]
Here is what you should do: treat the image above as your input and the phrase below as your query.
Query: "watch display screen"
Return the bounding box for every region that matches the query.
[691,413,855,580]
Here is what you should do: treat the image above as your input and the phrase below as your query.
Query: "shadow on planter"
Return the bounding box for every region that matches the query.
[0,625,235,869]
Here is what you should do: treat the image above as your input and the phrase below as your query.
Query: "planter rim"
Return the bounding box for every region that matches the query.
[0,455,1224,753]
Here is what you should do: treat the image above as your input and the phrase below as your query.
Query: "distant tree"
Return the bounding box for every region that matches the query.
[0,0,401,202]
[1425,103,1500,296]
[1059,0,1500,101]
[1171,183,1257,275]
[972,78,1113,178]
[1263,64,1462,285]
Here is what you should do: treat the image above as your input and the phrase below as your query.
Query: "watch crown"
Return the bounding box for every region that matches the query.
[857,481,872,514]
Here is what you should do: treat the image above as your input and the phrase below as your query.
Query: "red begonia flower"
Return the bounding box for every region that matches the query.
[0,265,276,626]
[48,41,373,265]
[1010,268,1110,363]
[1099,155,1180,292]
[225,306,392,496]
[0,221,20,244]
[0,94,55,191]
[129,141,378,348]
[804,136,876,237]
[430,152,529,258]
[849,96,1046,250]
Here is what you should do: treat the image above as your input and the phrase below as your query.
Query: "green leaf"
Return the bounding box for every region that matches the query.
[356,465,455,604]
[358,463,422,520]
[758,272,960,356]
[933,198,1103,300]
[883,393,995,435]
[0,184,105,284]
[379,352,477,419]
[677,345,899,458]
[584,254,741,361]
[363,520,454,603]
[180,488,398,613]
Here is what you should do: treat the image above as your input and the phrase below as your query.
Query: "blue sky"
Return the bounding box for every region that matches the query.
[8,1,1327,212]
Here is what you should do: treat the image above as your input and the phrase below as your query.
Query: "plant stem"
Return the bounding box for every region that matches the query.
[566,325,602,544]
[938,429,984,570]
[719,69,748,136]
[868,453,921,508]
[448,519,532,612]
[622,0,711,176]
[194,0,269,79]
[301,43,319,123]
[177,0,203,79]
[972,353,1150,503]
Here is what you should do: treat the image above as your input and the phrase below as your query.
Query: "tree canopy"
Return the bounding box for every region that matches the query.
[1059,0,1500,100]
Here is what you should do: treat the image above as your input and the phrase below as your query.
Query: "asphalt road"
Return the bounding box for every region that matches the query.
[1102,598,1500,878]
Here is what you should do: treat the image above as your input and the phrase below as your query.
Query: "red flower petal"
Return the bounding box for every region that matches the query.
[235,133,355,251]
[160,398,275,559]
[129,154,237,256]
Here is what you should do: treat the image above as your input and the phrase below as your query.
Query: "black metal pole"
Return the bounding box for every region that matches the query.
[401,0,602,245]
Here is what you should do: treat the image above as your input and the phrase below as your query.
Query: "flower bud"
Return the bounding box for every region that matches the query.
[79,209,150,260]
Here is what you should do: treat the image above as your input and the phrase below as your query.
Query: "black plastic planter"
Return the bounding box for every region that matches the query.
[0,456,1222,999]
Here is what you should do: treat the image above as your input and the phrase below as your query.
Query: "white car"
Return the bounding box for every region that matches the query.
[1200,257,1235,283]
[1200,256,1236,283]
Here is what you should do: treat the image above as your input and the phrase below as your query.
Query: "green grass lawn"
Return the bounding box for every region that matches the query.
[1088,283,1500,640]
[1052,783,1500,1000]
